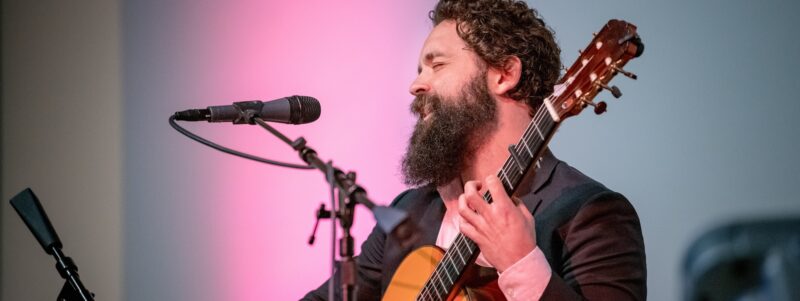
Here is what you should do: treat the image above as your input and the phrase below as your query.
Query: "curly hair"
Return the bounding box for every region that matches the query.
[430,0,561,112]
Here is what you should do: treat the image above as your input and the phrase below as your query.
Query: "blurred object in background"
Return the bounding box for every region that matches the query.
[683,218,800,301]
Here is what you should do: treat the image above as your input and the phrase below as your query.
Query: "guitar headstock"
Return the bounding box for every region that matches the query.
[548,19,643,120]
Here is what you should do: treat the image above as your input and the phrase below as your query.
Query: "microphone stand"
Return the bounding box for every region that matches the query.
[246,112,408,301]
[9,188,94,301]
[53,247,94,301]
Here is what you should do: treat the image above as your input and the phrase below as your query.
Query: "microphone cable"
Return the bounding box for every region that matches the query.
[169,115,314,170]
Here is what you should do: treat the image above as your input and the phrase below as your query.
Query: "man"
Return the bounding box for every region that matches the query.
[304,0,646,300]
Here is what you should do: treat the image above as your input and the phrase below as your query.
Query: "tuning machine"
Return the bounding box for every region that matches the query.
[580,98,607,115]
[612,66,638,80]
[595,82,622,98]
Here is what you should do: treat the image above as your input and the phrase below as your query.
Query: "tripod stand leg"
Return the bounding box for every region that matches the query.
[57,281,81,301]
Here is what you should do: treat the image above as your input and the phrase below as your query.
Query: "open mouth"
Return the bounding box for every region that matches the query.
[412,96,435,122]
[421,103,434,121]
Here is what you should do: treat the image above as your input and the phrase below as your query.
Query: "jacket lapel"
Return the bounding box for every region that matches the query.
[518,148,560,213]
[415,193,445,247]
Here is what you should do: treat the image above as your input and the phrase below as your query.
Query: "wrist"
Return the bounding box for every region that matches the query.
[497,242,536,273]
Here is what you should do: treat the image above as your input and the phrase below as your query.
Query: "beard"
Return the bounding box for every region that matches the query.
[401,73,497,187]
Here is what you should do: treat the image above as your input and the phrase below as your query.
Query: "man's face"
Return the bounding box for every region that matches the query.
[401,21,498,187]
[409,20,484,112]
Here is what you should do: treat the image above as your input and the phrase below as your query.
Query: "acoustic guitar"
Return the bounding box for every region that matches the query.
[382,19,644,301]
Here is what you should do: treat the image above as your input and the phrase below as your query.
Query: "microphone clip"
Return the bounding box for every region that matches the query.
[232,100,265,125]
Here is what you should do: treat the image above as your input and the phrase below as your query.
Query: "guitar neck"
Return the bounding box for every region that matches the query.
[491,97,560,198]
[420,100,559,298]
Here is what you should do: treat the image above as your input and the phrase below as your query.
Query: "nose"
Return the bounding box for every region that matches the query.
[408,75,430,96]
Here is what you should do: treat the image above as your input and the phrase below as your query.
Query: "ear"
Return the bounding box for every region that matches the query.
[486,56,522,97]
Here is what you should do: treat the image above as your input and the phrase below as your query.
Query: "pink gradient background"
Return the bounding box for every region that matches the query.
[109,1,800,300]
[134,1,436,299]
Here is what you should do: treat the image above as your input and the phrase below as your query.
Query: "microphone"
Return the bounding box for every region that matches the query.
[173,95,321,125]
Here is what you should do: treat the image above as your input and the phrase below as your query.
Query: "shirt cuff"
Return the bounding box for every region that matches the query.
[497,246,552,301]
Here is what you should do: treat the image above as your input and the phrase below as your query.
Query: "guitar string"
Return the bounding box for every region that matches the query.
[418,103,552,300]
[418,109,552,299]
[418,119,546,300]
[417,102,554,300]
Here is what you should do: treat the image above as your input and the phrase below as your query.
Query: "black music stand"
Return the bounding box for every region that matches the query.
[9,188,95,301]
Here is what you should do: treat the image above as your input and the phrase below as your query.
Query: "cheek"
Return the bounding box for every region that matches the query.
[436,61,481,100]
[432,74,462,102]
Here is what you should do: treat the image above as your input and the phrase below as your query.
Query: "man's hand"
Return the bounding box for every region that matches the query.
[457,175,537,273]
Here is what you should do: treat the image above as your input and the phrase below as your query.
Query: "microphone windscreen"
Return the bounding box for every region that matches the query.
[291,95,321,124]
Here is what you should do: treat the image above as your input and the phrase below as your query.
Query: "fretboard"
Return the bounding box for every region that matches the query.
[416,99,559,300]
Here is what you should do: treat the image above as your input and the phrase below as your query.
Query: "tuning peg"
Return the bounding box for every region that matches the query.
[612,66,638,80]
[592,101,607,115]
[596,83,622,98]
[585,100,607,115]
[580,98,607,115]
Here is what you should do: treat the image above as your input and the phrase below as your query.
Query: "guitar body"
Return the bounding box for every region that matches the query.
[383,246,468,300]
[384,246,505,301]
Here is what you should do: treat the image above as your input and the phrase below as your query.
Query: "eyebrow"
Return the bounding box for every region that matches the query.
[417,51,446,74]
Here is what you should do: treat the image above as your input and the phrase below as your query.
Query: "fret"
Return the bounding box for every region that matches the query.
[500,168,512,190]
[453,237,465,258]
[440,265,454,285]
[437,273,450,299]
[429,284,441,301]
[427,290,440,301]
[503,160,516,178]
[446,256,459,276]
[533,119,546,140]
[418,290,432,301]
[431,274,445,298]
[454,241,466,264]
[462,236,478,254]
[457,234,470,262]
[447,263,460,286]
[521,135,534,156]
[508,144,528,173]
[441,258,454,281]
[419,286,434,301]
[420,98,560,301]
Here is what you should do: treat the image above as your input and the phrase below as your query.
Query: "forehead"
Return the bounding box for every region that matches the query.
[418,21,472,64]
[424,20,464,50]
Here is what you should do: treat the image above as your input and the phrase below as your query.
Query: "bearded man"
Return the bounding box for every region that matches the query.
[303,0,646,300]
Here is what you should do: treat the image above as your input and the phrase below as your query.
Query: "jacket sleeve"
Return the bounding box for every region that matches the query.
[540,192,647,300]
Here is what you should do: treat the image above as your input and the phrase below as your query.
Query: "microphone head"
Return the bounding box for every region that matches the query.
[289,95,321,124]
[260,96,320,124]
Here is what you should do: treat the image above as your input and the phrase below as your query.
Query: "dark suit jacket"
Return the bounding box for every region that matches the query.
[302,151,646,300]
